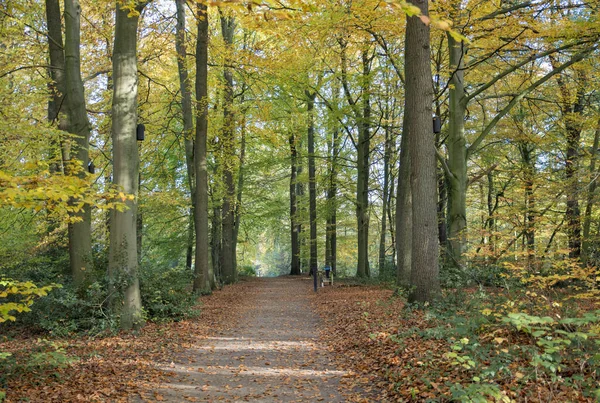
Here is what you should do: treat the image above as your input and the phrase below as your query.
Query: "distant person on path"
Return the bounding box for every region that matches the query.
[324,264,331,279]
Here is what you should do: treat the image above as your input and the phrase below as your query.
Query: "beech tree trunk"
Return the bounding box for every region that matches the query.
[233,116,246,272]
[45,0,68,174]
[405,0,440,303]
[582,119,600,265]
[379,120,392,274]
[518,142,536,267]
[356,49,372,278]
[290,130,301,275]
[64,0,93,289]
[193,1,210,293]
[325,127,339,275]
[220,12,236,284]
[446,33,467,268]
[175,0,196,271]
[307,91,318,278]
[109,1,147,330]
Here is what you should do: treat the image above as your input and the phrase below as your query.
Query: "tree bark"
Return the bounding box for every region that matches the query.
[175,0,196,271]
[45,0,68,175]
[233,115,246,271]
[220,12,236,284]
[356,49,371,278]
[306,91,318,278]
[396,124,412,287]
[290,130,301,275]
[582,119,600,265]
[379,118,392,274]
[518,142,536,267]
[193,1,210,293]
[405,0,440,303]
[109,1,147,330]
[64,0,93,288]
[326,126,339,275]
[446,33,467,269]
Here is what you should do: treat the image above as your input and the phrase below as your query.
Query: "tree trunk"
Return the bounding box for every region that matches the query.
[356,49,371,278]
[396,124,411,287]
[582,119,600,265]
[519,142,536,268]
[233,115,246,271]
[175,0,196,271]
[45,0,68,175]
[290,130,301,275]
[446,33,467,269]
[63,0,93,288]
[193,1,210,293]
[109,1,147,330]
[405,0,440,303]
[306,91,318,278]
[326,127,339,275]
[220,12,236,284]
[565,104,584,260]
[379,120,391,274]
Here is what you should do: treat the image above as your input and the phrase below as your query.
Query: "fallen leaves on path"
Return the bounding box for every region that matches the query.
[1,282,252,402]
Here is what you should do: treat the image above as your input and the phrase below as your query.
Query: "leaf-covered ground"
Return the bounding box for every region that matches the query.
[3,277,598,402]
[312,282,599,402]
[1,279,246,402]
[2,277,373,402]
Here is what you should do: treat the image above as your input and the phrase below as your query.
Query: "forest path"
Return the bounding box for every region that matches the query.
[139,277,355,402]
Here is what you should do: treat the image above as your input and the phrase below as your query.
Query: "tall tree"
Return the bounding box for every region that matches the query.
[194,0,211,293]
[109,0,148,330]
[325,119,340,275]
[341,43,373,278]
[64,0,92,288]
[306,90,318,278]
[289,128,301,275]
[405,0,440,303]
[175,0,196,271]
[220,11,237,284]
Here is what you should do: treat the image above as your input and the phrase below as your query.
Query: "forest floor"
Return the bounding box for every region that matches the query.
[135,276,370,402]
[3,276,597,402]
[1,276,378,402]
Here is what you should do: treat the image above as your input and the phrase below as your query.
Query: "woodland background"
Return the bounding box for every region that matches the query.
[2,0,600,401]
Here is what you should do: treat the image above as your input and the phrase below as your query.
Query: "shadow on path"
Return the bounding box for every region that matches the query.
[136,277,354,402]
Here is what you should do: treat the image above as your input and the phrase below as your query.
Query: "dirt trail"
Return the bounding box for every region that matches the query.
[139,277,356,402]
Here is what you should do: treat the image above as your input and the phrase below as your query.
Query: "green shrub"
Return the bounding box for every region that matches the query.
[239,265,257,277]
[140,265,198,321]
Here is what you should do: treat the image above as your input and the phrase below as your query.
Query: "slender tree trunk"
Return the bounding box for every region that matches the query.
[193,1,210,293]
[565,106,584,260]
[405,0,440,303]
[220,12,236,284]
[356,49,371,278]
[211,202,222,284]
[446,33,467,268]
[306,91,318,278]
[109,1,147,330]
[519,142,536,268]
[290,130,301,275]
[582,119,600,265]
[396,125,411,287]
[297,157,307,273]
[233,115,246,271]
[326,127,339,275]
[175,0,196,271]
[379,121,391,274]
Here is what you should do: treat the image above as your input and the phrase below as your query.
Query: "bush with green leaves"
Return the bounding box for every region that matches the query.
[139,264,198,321]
